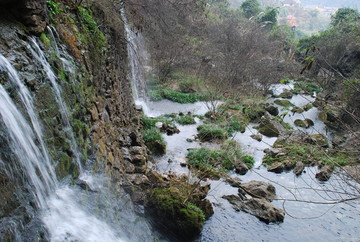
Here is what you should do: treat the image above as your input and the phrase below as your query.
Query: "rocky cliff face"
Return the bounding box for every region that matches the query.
[0,0,147,239]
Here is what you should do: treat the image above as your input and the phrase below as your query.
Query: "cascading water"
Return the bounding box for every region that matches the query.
[27,37,83,172]
[0,85,55,208]
[0,42,156,240]
[121,9,152,114]
[0,54,56,187]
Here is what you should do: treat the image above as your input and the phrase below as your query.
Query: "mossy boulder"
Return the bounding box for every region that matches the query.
[291,106,304,113]
[294,119,307,128]
[146,182,211,240]
[254,114,286,137]
[274,99,294,107]
[310,134,328,147]
[278,91,293,99]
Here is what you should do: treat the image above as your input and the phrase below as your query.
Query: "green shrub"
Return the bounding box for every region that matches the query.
[176,115,196,125]
[46,1,60,15]
[187,143,254,177]
[197,125,227,141]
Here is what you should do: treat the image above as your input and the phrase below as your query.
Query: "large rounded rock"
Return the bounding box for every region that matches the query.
[254,113,286,137]
[223,195,285,223]
[265,103,279,116]
[240,180,276,201]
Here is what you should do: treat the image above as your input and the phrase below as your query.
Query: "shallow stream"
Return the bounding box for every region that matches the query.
[142,85,360,242]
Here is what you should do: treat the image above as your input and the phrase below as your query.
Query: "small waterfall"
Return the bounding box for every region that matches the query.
[27,37,83,172]
[121,9,151,113]
[0,54,56,183]
[0,85,55,208]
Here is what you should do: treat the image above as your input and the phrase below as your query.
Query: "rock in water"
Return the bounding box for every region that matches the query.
[250,134,263,142]
[240,180,276,201]
[265,104,279,116]
[293,162,305,176]
[315,166,333,181]
[223,195,285,223]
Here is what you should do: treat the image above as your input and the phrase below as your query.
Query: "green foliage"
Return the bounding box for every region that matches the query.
[46,1,60,15]
[258,7,279,27]
[142,128,164,143]
[148,85,207,104]
[40,33,51,48]
[243,105,265,121]
[263,144,349,167]
[279,78,290,84]
[241,0,261,19]
[294,81,323,94]
[197,125,228,141]
[331,8,360,27]
[141,116,173,130]
[187,143,254,177]
[77,6,107,49]
[175,115,196,125]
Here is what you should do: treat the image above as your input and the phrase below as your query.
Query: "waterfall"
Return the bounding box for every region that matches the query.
[0,53,154,241]
[27,37,83,172]
[0,85,55,208]
[0,54,57,184]
[121,9,151,114]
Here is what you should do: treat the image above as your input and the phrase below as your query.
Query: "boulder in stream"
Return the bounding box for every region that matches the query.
[315,166,333,181]
[240,180,276,201]
[254,113,286,137]
[265,103,279,116]
[274,99,294,107]
[250,134,263,142]
[223,195,285,223]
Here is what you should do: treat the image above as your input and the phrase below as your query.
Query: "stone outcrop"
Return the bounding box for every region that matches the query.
[0,0,47,34]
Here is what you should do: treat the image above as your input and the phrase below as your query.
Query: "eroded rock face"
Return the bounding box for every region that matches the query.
[0,0,47,34]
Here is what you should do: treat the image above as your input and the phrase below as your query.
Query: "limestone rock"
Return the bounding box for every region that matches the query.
[293,162,305,176]
[315,166,333,181]
[250,134,263,142]
[223,195,285,223]
[235,162,249,175]
[240,180,276,201]
[265,104,279,116]
[267,162,285,173]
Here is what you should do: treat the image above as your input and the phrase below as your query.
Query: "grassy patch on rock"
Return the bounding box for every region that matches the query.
[187,142,255,179]
[263,144,350,169]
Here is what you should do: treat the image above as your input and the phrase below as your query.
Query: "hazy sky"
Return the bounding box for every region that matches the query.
[228,0,360,9]
[301,0,360,9]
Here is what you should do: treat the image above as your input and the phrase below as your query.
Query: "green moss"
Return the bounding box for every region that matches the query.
[56,152,79,179]
[141,116,174,130]
[46,1,60,16]
[274,99,294,107]
[40,33,51,48]
[148,85,208,104]
[147,186,206,238]
[242,105,265,122]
